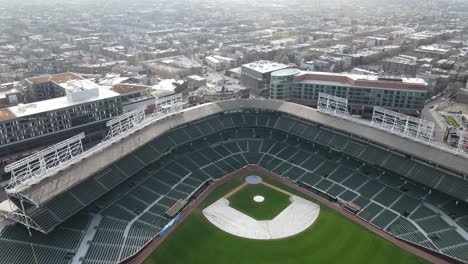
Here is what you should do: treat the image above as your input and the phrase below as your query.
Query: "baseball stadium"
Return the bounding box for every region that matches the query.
[0,98,468,264]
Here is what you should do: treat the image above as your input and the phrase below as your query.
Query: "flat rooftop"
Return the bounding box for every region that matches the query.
[241,61,289,74]
[111,84,149,95]
[143,55,202,70]
[293,71,427,91]
[5,81,120,118]
[26,72,83,85]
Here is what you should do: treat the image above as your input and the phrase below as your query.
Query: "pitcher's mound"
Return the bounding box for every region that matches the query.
[253,195,265,202]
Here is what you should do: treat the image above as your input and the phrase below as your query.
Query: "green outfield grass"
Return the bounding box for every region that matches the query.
[143,175,429,264]
[228,182,290,220]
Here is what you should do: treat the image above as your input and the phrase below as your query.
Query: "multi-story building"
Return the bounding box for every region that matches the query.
[382,55,418,77]
[205,55,235,71]
[26,72,83,102]
[270,69,427,116]
[240,60,289,95]
[0,78,122,175]
[111,83,154,112]
[142,56,203,78]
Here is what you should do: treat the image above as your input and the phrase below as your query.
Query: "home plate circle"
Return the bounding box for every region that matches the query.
[253,195,265,203]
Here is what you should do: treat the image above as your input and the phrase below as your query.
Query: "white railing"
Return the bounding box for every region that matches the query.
[5,133,85,192]
[103,106,146,141]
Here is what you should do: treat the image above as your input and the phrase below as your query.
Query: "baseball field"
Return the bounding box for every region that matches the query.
[143,174,429,264]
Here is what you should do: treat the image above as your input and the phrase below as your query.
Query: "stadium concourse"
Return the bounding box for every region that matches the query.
[0,99,467,263]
